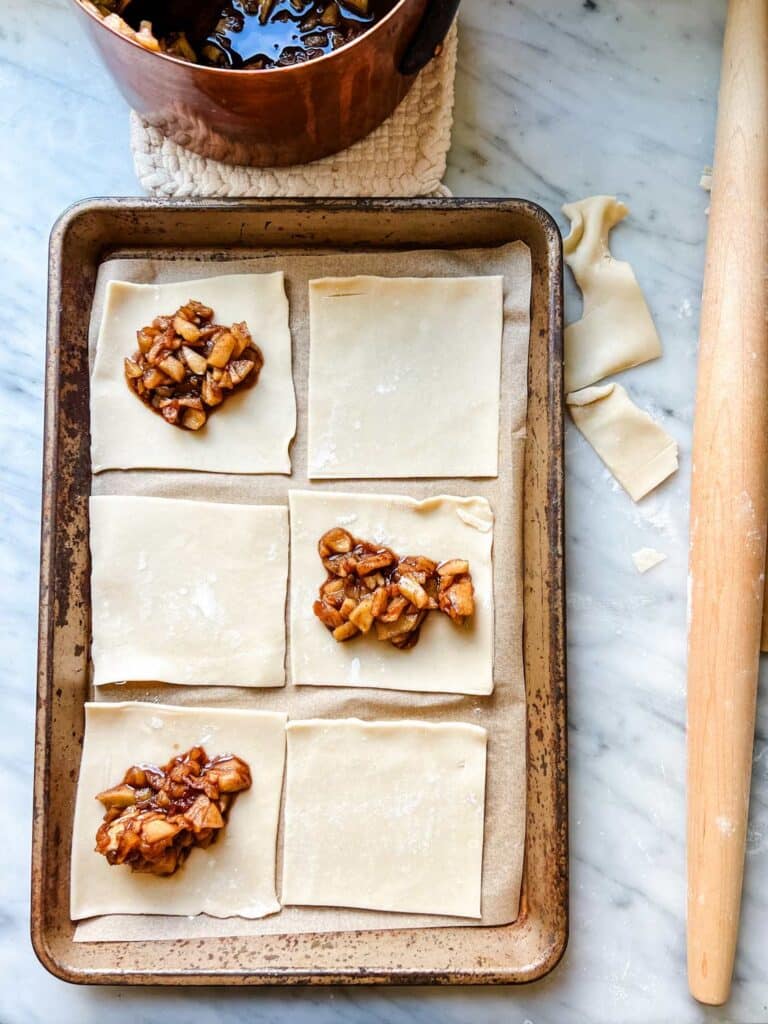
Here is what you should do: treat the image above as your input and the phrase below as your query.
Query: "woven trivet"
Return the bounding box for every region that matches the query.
[130,22,457,198]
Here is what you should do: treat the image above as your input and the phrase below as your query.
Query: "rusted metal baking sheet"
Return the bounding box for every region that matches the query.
[32,198,566,985]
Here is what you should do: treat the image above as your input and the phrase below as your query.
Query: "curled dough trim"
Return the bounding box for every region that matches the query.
[562,195,662,393]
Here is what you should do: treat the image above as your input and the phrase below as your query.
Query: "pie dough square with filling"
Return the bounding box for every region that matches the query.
[91,273,295,474]
[282,718,487,918]
[307,275,504,478]
[289,490,494,695]
[90,495,288,687]
[70,702,287,920]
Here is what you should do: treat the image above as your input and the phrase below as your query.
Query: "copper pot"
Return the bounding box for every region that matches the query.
[71,0,459,166]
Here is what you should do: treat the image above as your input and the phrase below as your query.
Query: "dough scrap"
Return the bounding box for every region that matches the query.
[307,275,504,478]
[563,196,662,393]
[90,496,288,687]
[632,547,667,573]
[70,702,287,920]
[91,274,295,474]
[567,383,678,502]
[281,718,487,918]
[289,490,494,694]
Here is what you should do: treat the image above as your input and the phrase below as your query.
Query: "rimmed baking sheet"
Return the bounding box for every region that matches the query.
[32,198,566,984]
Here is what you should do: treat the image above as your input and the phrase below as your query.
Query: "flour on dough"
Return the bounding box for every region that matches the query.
[91,274,295,474]
[567,383,678,502]
[90,495,288,687]
[563,196,662,393]
[289,490,494,695]
[281,718,487,918]
[307,275,503,478]
[632,547,667,573]
[70,702,287,920]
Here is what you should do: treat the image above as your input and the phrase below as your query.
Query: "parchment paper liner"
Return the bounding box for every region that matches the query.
[75,240,530,941]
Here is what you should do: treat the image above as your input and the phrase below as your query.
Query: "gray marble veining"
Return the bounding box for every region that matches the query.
[1,0,766,1020]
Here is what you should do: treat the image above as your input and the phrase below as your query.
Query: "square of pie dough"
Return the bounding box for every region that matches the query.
[91,273,295,474]
[289,490,494,694]
[307,275,504,478]
[90,495,288,687]
[70,702,287,920]
[282,718,488,918]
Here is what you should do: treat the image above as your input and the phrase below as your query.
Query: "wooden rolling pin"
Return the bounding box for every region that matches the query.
[687,0,768,1006]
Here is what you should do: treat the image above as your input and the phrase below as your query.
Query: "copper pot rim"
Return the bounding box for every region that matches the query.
[73,0,412,76]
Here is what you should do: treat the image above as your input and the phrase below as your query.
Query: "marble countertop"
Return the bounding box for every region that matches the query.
[2,0,766,1020]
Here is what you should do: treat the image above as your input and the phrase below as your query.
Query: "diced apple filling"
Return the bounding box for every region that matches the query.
[313,528,475,650]
[94,746,252,876]
[124,299,264,430]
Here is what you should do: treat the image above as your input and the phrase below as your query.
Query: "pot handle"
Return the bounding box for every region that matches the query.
[399,0,460,76]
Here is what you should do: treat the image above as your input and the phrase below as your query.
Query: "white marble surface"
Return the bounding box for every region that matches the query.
[1,0,766,1020]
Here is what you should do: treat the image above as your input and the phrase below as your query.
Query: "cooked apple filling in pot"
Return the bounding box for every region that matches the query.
[124,300,264,430]
[80,0,394,69]
[95,746,252,875]
[313,528,475,649]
